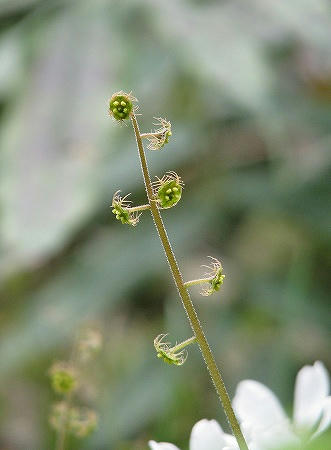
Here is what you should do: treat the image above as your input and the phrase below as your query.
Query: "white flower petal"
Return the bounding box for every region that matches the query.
[314,395,331,437]
[233,380,288,433]
[149,440,180,450]
[293,361,330,430]
[251,421,299,449]
[189,419,228,450]
[223,434,238,448]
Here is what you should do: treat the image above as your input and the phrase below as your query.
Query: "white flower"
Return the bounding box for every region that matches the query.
[233,361,331,449]
[148,361,331,450]
[149,419,238,450]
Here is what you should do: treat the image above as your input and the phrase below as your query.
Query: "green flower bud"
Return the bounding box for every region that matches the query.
[154,334,191,366]
[111,191,141,226]
[49,362,78,394]
[202,257,225,296]
[109,91,137,121]
[153,172,183,209]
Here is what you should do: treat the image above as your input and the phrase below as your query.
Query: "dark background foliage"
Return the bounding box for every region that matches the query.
[0,0,330,448]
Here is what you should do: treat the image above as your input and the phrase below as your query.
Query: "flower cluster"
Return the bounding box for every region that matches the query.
[49,328,102,440]
[149,361,331,450]
[152,172,183,209]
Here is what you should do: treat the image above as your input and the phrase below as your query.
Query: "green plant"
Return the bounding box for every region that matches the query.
[109,92,249,450]
[49,329,102,450]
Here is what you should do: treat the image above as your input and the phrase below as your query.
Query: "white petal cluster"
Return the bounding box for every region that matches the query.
[149,361,331,450]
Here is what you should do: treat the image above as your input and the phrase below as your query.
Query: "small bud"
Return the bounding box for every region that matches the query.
[152,172,183,209]
[153,334,195,366]
[202,257,225,296]
[111,191,141,226]
[49,362,78,394]
[69,407,98,438]
[108,91,137,121]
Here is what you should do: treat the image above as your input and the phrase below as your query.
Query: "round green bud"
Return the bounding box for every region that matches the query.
[49,362,78,394]
[157,180,182,209]
[109,91,136,121]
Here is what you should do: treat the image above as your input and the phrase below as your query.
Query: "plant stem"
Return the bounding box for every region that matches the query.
[184,277,213,287]
[171,336,196,353]
[140,132,155,138]
[131,114,249,450]
[126,204,150,212]
[55,393,72,450]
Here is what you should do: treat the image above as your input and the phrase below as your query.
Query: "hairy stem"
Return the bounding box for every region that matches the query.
[184,277,213,287]
[131,114,249,450]
[171,336,196,353]
[126,204,150,212]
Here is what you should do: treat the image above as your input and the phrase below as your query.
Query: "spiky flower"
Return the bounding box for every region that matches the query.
[108,91,137,121]
[49,362,78,394]
[49,401,70,432]
[49,403,97,438]
[69,407,98,438]
[153,334,191,366]
[111,191,141,226]
[152,171,183,209]
[144,117,172,150]
[202,257,225,296]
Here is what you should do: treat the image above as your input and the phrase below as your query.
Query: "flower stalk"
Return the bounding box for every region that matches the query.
[170,336,196,352]
[127,204,150,212]
[130,113,249,450]
[184,277,213,287]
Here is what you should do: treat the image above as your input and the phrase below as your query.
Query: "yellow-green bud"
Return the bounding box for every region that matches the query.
[49,362,78,394]
[152,172,183,209]
[154,334,188,366]
[202,257,225,296]
[109,91,136,121]
[111,190,141,226]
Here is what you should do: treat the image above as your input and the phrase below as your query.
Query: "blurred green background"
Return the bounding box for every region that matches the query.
[0,0,330,449]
